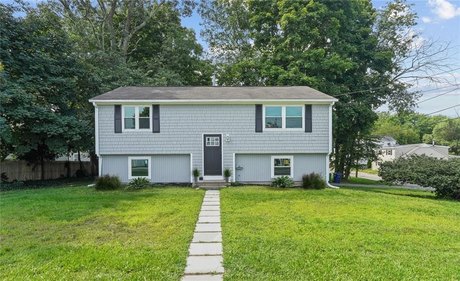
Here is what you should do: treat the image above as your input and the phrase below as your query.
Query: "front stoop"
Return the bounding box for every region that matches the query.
[196,181,228,190]
[182,190,224,281]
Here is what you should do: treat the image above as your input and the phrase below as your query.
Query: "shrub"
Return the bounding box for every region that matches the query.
[230,181,243,187]
[192,168,200,178]
[75,169,87,178]
[126,177,151,190]
[224,168,232,178]
[95,175,122,190]
[380,155,460,200]
[271,176,294,188]
[302,173,326,189]
[1,172,9,183]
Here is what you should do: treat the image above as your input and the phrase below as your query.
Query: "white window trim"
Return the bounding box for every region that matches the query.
[128,156,152,179]
[263,105,304,131]
[271,155,294,178]
[122,105,152,132]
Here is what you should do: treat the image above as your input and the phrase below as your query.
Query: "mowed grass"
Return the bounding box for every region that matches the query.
[221,187,460,281]
[344,177,381,185]
[0,186,204,280]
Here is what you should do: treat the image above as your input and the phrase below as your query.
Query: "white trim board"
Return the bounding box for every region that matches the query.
[90,99,338,105]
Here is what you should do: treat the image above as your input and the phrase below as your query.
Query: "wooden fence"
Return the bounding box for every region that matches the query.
[0,160,93,182]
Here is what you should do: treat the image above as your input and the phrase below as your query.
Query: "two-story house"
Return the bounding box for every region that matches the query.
[89,87,337,184]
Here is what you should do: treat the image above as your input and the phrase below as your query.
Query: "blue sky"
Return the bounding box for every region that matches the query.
[181,0,460,117]
[4,0,460,116]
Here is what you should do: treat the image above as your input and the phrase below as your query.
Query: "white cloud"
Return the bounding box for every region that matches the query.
[421,16,432,23]
[428,0,460,20]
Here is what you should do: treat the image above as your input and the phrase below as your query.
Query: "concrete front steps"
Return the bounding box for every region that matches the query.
[196,181,228,190]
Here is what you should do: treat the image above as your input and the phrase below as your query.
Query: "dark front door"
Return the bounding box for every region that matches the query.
[203,134,222,176]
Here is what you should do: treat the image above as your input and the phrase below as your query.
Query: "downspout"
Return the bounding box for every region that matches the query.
[93,102,101,176]
[327,102,339,189]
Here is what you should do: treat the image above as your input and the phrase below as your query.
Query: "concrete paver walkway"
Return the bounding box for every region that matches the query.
[182,190,224,281]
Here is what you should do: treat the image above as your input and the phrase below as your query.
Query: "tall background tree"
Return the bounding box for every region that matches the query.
[1,1,212,178]
[0,4,96,178]
[199,0,452,178]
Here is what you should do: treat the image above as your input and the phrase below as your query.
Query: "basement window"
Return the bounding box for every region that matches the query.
[271,156,294,178]
[128,156,151,179]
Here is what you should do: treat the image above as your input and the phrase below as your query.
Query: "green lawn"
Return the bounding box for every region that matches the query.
[344,177,381,185]
[0,186,204,280]
[220,187,460,281]
[360,168,379,175]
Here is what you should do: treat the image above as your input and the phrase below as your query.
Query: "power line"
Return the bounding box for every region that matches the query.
[417,87,460,104]
[333,67,460,98]
[426,104,460,116]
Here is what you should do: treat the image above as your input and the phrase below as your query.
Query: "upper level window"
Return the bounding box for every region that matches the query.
[264,106,303,130]
[123,106,151,131]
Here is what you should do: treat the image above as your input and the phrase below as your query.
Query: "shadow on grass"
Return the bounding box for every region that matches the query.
[341,186,438,200]
[1,186,170,222]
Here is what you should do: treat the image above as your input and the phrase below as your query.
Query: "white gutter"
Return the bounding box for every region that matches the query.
[93,102,99,157]
[93,102,101,177]
[89,98,338,105]
[327,102,339,189]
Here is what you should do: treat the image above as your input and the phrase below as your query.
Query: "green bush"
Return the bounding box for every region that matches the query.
[95,175,122,190]
[379,155,460,200]
[126,177,151,190]
[271,176,294,188]
[302,173,326,189]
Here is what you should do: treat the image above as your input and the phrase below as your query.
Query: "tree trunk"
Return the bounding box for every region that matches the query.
[66,146,71,178]
[40,154,45,180]
[78,150,83,171]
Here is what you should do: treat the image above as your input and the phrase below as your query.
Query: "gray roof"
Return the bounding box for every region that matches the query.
[391,143,450,159]
[89,86,337,102]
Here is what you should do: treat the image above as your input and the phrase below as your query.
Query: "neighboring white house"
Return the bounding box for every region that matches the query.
[89,86,337,184]
[372,143,450,170]
[376,136,398,148]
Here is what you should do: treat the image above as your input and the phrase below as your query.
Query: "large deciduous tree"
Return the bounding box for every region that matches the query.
[0,4,96,179]
[199,0,446,178]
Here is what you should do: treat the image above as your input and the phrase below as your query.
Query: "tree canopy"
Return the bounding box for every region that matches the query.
[0,1,212,177]
[199,0,436,177]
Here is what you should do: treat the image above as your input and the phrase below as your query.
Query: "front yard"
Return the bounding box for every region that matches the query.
[220,187,460,280]
[1,185,459,280]
[0,186,204,280]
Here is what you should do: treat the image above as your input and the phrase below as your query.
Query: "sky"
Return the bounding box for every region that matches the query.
[3,0,460,116]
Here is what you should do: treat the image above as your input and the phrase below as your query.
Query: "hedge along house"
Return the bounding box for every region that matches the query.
[89,87,337,184]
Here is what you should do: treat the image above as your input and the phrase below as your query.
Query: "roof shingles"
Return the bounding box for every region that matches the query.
[90,86,336,101]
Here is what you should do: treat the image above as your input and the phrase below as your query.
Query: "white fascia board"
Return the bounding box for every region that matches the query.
[89,99,338,105]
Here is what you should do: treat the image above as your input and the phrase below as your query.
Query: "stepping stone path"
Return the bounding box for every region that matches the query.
[182,190,224,281]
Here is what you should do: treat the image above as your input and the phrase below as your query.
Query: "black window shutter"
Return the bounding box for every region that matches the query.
[114,105,122,133]
[305,104,312,132]
[255,104,263,132]
[152,105,160,133]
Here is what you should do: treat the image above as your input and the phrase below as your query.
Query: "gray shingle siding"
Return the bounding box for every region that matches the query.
[97,104,330,179]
